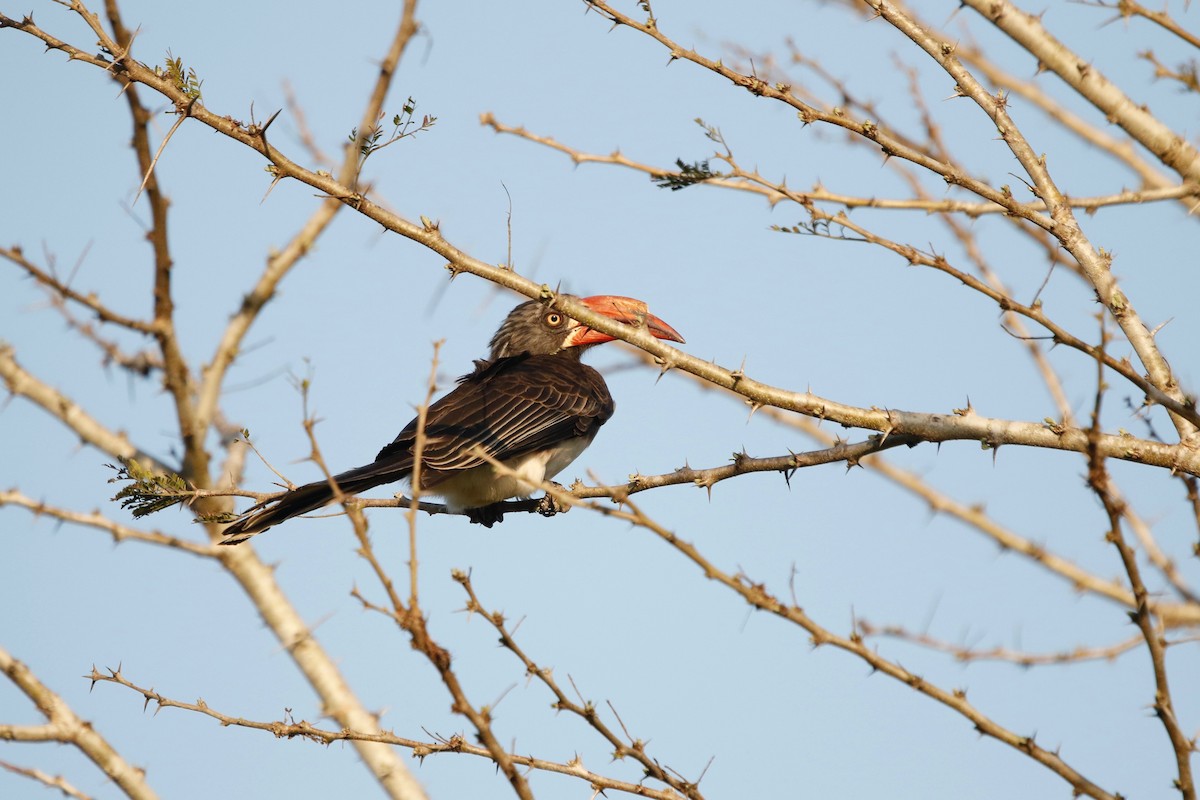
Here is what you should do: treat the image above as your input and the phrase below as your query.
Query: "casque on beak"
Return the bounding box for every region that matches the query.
[562,295,685,348]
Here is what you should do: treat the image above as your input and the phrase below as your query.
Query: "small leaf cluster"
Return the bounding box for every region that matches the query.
[652,158,719,191]
[107,457,190,518]
[348,96,437,165]
[157,49,203,102]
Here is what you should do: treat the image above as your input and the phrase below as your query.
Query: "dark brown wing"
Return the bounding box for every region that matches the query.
[372,353,614,486]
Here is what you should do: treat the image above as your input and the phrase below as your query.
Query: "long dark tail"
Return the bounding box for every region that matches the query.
[220,462,408,545]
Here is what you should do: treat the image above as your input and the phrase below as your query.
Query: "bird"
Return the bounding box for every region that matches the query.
[219,294,684,544]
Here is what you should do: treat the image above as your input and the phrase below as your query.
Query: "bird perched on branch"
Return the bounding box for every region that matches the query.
[220,295,684,544]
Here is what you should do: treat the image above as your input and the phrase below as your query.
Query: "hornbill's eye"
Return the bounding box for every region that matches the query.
[544,312,564,328]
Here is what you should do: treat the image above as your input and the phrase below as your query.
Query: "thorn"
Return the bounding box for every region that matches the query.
[257,108,283,149]
[879,413,895,446]
[655,360,673,384]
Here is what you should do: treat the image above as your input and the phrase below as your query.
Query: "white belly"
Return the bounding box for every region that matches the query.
[432,438,591,511]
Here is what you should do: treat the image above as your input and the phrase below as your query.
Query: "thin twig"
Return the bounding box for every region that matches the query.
[1083,321,1196,800]
[0,760,93,800]
[857,623,1146,666]
[407,340,442,609]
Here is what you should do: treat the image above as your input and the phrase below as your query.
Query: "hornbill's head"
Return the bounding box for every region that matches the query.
[489,295,685,360]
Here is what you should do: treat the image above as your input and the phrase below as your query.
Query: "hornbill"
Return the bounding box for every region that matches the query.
[220,295,684,544]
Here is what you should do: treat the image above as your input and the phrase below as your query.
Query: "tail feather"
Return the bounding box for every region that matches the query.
[220,462,409,545]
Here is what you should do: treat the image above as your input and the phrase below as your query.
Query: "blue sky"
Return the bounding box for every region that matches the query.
[2,1,1198,798]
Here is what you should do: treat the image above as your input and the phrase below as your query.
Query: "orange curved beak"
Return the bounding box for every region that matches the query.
[562,295,685,348]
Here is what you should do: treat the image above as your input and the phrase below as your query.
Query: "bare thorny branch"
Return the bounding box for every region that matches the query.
[112,428,924,532]
[1084,320,1197,799]
[85,662,693,800]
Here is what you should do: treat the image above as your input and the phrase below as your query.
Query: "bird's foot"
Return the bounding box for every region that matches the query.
[466,504,506,528]
[536,484,571,517]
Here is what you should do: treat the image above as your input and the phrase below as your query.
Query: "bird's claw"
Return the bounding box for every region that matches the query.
[536,484,570,517]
